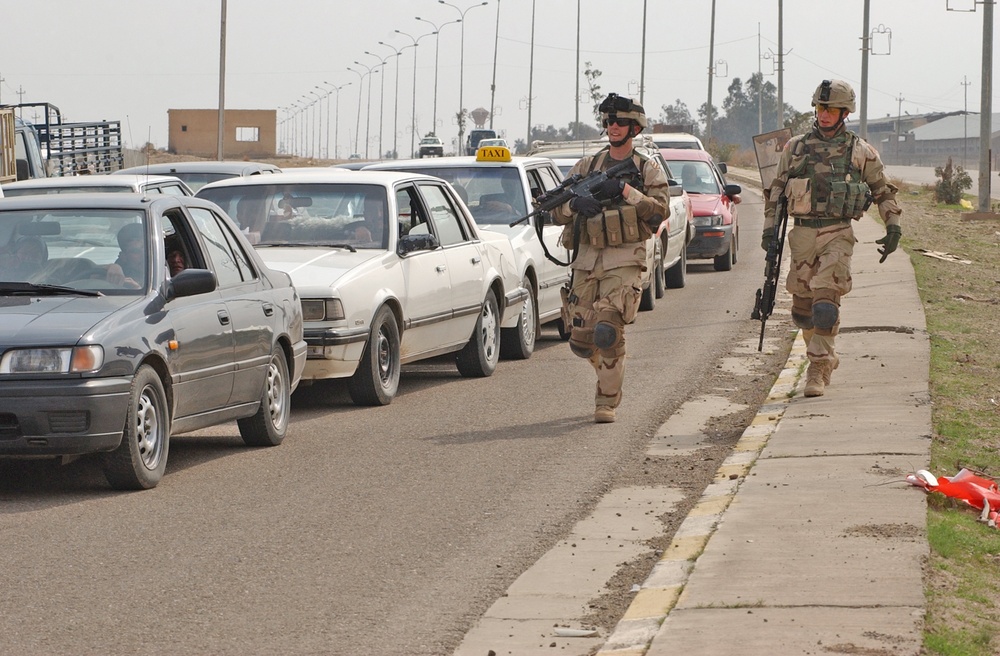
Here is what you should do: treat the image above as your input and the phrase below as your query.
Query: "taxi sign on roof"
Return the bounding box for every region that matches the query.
[476,145,512,162]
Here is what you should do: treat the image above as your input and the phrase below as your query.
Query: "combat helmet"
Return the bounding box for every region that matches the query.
[600,93,647,130]
[811,79,856,113]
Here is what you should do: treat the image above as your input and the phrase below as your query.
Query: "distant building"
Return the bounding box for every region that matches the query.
[167,109,276,158]
[864,111,1000,168]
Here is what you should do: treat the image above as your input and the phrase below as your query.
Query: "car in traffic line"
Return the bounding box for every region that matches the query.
[363,146,571,357]
[0,193,306,489]
[659,148,742,272]
[115,161,282,192]
[2,173,194,197]
[196,169,527,406]
[418,135,444,158]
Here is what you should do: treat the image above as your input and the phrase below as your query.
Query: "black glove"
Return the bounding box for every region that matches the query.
[876,224,902,263]
[595,178,625,201]
[569,195,603,218]
[760,227,774,251]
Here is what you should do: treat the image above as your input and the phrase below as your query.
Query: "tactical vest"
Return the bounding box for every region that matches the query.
[571,148,651,249]
[784,131,871,219]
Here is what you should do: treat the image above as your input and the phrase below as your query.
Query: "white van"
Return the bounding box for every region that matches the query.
[643,132,705,150]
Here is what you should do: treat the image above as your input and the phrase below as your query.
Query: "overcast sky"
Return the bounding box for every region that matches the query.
[0,0,992,157]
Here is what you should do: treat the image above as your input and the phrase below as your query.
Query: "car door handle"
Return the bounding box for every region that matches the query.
[263,303,274,317]
[470,256,481,265]
[218,310,231,326]
[436,265,446,273]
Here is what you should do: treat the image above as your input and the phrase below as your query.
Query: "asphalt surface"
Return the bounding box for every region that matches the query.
[599,171,931,655]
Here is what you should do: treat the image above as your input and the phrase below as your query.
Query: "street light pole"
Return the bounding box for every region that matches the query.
[415,16,461,138]
[489,0,500,130]
[308,90,323,158]
[347,67,366,156]
[323,81,350,160]
[438,1,489,155]
[379,41,406,159]
[352,61,378,159]
[366,50,392,160]
[396,29,437,157]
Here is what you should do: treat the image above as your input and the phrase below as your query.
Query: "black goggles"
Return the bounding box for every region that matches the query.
[599,93,634,114]
[602,116,633,128]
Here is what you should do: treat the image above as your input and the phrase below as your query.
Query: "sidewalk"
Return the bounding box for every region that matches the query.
[599,206,932,654]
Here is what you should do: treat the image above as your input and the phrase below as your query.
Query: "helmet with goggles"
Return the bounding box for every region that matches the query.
[600,93,647,129]
[811,79,856,113]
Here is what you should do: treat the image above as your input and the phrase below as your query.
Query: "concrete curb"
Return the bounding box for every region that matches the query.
[597,334,808,655]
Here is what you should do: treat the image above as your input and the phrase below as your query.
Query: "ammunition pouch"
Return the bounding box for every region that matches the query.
[785,177,870,219]
[578,205,646,249]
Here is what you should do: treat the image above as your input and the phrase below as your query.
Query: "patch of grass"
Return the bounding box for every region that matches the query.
[900,189,1000,656]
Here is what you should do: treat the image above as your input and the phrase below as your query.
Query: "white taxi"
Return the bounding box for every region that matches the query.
[364,146,572,359]
[197,170,526,406]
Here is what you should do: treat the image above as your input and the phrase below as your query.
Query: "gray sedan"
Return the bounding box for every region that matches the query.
[0,194,306,489]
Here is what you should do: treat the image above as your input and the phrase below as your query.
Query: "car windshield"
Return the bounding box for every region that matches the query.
[665,161,721,195]
[170,172,232,192]
[198,183,389,249]
[421,138,440,145]
[376,166,527,225]
[0,209,148,293]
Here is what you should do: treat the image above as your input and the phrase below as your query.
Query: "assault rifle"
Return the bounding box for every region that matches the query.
[509,157,639,229]
[751,194,789,351]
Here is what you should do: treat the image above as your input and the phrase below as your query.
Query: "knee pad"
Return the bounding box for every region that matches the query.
[594,321,620,350]
[813,300,839,332]
[791,296,814,329]
[569,326,595,358]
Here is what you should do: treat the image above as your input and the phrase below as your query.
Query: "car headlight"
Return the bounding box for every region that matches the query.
[301,299,346,321]
[693,214,724,227]
[0,345,104,374]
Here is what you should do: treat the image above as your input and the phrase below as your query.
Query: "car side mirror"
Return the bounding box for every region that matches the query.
[165,268,217,301]
[723,183,742,199]
[717,162,729,174]
[667,179,684,197]
[397,233,440,255]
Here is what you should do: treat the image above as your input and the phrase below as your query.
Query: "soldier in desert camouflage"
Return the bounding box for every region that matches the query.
[555,93,670,423]
[762,79,903,397]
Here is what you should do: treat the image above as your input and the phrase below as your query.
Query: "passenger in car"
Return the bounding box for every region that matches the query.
[353,192,387,247]
[1,236,48,281]
[105,223,145,289]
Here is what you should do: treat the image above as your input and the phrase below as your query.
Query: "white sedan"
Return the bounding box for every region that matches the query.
[197,170,526,406]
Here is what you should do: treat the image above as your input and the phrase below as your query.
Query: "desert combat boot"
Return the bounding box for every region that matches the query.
[594,407,617,423]
[804,359,835,397]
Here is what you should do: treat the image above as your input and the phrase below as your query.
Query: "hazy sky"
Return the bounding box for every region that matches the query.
[0,0,991,157]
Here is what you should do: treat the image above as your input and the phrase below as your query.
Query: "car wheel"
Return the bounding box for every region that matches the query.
[456,288,500,377]
[714,236,735,272]
[101,365,169,490]
[653,243,666,298]
[238,349,290,446]
[665,246,687,289]
[639,276,655,311]
[500,278,537,360]
[555,317,571,341]
[348,305,401,406]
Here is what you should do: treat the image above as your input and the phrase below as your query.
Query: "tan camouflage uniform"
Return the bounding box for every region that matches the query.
[556,147,670,413]
[763,122,901,387]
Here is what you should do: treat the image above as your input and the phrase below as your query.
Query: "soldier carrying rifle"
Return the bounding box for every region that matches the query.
[761,79,903,397]
[553,93,670,423]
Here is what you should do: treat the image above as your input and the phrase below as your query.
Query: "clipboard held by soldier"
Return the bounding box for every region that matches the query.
[752,128,793,191]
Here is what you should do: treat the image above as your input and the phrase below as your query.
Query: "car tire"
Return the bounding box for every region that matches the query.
[653,246,666,299]
[555,317,571,341]
[348,305,401,406]
[639,277,655,311]
[665,246,687,289]
[238,349,290,446]
[500,278,537,360]
[456,288,500,377]
[714,236,735,272]
[101,364,169,490]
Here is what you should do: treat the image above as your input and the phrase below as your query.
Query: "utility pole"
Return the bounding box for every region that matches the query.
[777,0,784,130]
[705,0,717,140]
[526,0,536,150]
[489,0,501,130]
[216,0,227,160]
[895,93,904,164]
[961,75,971,167]
[574,0,580,139]
[978,0,993,212]
[639,0,647,106]
[859,0,870,140]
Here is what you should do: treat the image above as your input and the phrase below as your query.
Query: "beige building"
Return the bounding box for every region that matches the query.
[167,109,276,158]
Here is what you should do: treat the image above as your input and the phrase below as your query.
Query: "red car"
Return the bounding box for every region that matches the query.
[659,149,742,271]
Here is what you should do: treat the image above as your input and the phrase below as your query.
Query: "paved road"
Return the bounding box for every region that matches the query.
[0,192,774,655]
